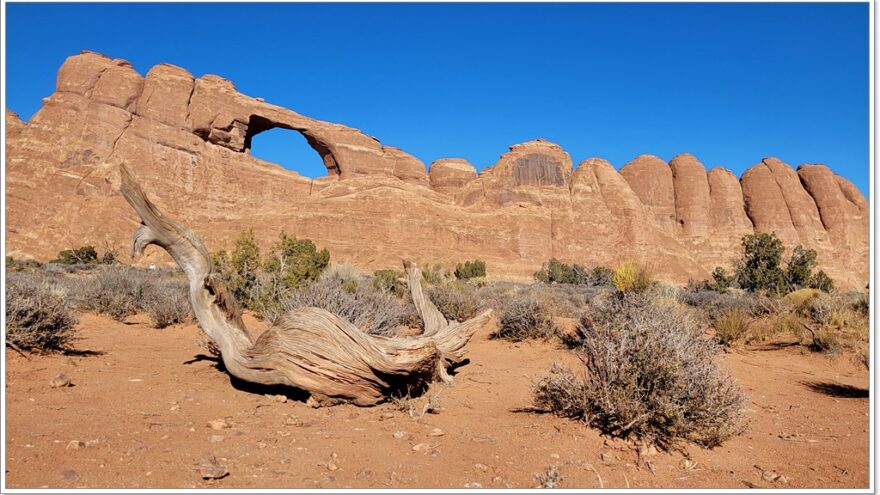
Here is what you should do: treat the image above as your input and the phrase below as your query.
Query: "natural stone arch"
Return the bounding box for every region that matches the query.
[243,115,341,176]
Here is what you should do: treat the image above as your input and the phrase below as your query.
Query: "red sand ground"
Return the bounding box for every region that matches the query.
[4,313,870,489]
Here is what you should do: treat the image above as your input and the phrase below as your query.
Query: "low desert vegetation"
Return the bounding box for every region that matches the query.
[610,261,653,294]
[533,258,613,286]
[6,272,79,352]
[534,291,748,450]
[491,289,559,342]
[454,259,486,280]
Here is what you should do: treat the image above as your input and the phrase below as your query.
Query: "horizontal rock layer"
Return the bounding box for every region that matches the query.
[5,52,868,289]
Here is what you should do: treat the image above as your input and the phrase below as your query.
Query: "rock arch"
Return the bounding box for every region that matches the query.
[243,115,341,176]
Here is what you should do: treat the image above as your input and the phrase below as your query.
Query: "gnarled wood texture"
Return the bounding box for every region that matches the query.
[119,164,492,405]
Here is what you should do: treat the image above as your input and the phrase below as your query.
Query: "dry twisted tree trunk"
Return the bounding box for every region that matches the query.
[119,164,493,406]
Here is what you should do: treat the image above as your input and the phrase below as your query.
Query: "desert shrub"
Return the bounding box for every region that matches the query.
[454,259,486,280]
[371,269,407,297]
[584,266,614,287]
[809,270,835,293]
[263,231,330,288]
[535,259,613,287]
[749,310,801,343]
[5,272,79,352]
[677,289,775,321]
[492,290,557,341]
[65,266,192,327]
[734,233,834,296]
[214,229,263,310]
[713,308,750,346]
[784,288,821,309]
[53,245,99,265]
[735,233,787,295]
[72,267,152,320]
[785,246,817,290]
[278,277,420,336]
[710,266,735,292]
[421,263,450,285]
[428,281,480,322]
[320,263,359,283]
[793,292,869,354]
[141,279,192,328]
[534,258,576,284]
[535,292,747,450]
[611,261,652,294]
[5,257,43,272]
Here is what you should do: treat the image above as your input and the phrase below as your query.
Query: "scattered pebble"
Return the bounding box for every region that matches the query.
[428,428,445,437]
[66,440,85,450]
[327,453,339,471]
[50,374,72,388]
[412,443,431,453]
[475,463,489,472]
[62,469,78,482]
[464,482,482,488]
[207,419,231,430]
[269,394,288,403]
[600,452,614,462]
[379,412,394,420]
[550,453,560,459]
[393,431,407,440]
[761,469,789,484]
[196,458,229,480]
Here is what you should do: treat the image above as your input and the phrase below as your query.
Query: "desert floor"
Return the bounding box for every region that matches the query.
[4,313,869,489]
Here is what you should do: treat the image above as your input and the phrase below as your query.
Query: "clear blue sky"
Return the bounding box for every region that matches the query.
[5,2,870,195]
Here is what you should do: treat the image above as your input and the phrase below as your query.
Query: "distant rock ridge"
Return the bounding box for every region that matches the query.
[4,51,868,288]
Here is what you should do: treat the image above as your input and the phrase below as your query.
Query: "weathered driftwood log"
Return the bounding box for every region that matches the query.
[119,165,493,405]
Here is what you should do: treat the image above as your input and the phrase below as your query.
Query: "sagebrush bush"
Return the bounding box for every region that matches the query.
[66,266,192,328]
[278,277,420,336]
[141,279,192,328]
[491,290,558,341]
[428,282,480,322]
[5,272,78,352]
[534,292,747,450]
[72,267,151,320]
[371,269,407,298]
[611,262,653,294]
[677,289,775,322]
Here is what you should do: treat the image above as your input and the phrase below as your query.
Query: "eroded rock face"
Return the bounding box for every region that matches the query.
[4,52,869,288]
[429,159,477,195]
[619,154,675,233]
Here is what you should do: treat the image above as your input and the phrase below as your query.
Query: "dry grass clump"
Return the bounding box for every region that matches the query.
[428,281,480,322]
[491,290,558,342]
[610,262,653,294]
[713,308,751,347]
[5,272,79,352]
[533,292,747,450]
[278,277,420,336]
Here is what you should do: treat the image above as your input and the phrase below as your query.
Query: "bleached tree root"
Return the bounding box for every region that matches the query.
[119,164,492,405]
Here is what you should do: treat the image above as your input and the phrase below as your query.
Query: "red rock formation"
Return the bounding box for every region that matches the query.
[619,154,676,233]
[4,52,869,289]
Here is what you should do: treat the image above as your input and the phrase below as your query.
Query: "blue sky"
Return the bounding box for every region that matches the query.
[5,2,870,195]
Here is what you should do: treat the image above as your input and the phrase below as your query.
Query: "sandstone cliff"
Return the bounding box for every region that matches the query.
[4,52,869,288]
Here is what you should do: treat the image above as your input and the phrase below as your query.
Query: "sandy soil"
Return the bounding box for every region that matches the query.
[4,313,870,489]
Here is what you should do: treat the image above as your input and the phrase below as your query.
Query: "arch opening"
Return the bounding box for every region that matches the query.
[244,115,340,178]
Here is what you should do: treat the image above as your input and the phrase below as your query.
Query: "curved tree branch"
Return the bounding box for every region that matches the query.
[119,164,492,405]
